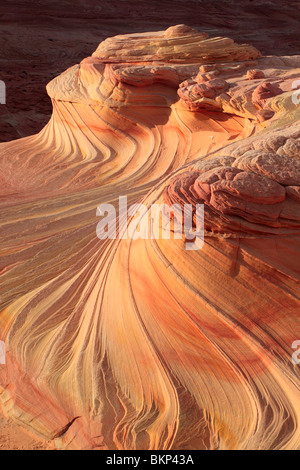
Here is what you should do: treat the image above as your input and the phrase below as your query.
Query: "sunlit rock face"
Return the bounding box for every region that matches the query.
[0,26,299,450]
[1,0,299,143]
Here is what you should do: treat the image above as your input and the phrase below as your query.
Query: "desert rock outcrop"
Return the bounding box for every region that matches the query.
[0,26,299,450]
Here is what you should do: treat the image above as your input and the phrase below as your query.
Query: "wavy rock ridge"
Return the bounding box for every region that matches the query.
[0,26,299,450]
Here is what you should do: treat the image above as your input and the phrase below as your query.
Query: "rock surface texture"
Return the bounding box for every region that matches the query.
[1,0,299,142]
[0,25,299,450]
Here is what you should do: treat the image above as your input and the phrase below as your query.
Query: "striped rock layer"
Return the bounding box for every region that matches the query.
[0,26,299,450]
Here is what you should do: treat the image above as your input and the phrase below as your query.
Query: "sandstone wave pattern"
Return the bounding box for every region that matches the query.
[0,26,299,450]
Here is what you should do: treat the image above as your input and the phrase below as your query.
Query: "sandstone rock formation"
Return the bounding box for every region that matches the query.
[2,0,299,143]
[0,26,299,450]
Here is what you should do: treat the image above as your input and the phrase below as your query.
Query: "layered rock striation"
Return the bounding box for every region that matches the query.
[0,26,299,450]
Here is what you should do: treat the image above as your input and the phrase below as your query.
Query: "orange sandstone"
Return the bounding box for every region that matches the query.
[0,26,299,450]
